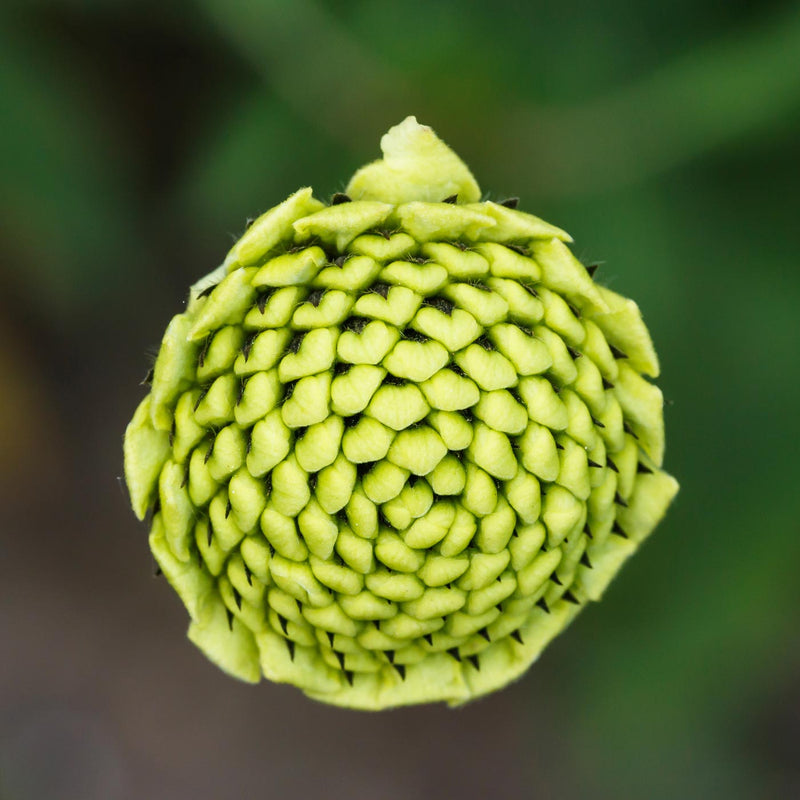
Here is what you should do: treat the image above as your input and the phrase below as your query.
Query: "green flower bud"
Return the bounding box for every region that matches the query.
[124,117,678,709]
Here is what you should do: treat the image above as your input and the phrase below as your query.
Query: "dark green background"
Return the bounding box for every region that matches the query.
[2,1,799,798]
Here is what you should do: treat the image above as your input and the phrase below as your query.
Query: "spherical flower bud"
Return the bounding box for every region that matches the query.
[124,117,678,708]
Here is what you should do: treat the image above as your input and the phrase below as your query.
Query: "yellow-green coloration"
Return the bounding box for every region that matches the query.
[124,117,678,709]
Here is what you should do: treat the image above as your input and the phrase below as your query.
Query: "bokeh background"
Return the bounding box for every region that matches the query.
[2,0,799,798]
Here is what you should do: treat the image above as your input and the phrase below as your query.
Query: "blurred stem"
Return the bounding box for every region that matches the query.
[199,0,800,196]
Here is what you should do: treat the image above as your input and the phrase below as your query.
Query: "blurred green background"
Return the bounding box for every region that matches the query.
[2,1,799,798]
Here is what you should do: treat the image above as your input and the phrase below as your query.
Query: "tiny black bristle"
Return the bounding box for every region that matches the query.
[394,663,406,680]
[510,629,524,644]
[443,194,458,204]
[153,564,163,577]
[610,343,628,360]
[327,630,335,646]
[236,377,247,406]
[331,192,351,205]
[197,282,218,299]
[587,458,602,468]
[385,649,395,664]
[580,552,593,568]
[448,648,462,663]
[344,670,354,686]
[197,334,212,368]
[334,650,346,669]
[615,492,629,507]
[550,572,563,586]
[567,345,582,360]
[607,457,619,473]
[536,598,550,614]
[369,282,390,298]
[233,588,242,610]
[402,327,428,343]
[563,589,581,605]
[141,366,154,386]
[296,598,303,611]
[287,639,295,661]
[422,296,455,315]
[256,290,271,314]
[583,524,594,539]
[587,263,600,277]
[591,417,606,429]
[194,384,211,412]
[225,499,232,519]
[288,331,306,354]
[226,609,234,630]
[449,362,467,378]
[500,197,519,209]
[244,565,253,586]
[207,525,213,547]
[356,461,375,477]
[342,315,370,333]
[278,615,288,635]
[637,462,654,475]
[467,655,480,671]
[612,520,629,539]
[602,377,615,390]
[423,634,433,646]
[334,361,352,376]
[478,628,491,642]
[623,421,640,440]
[306,288,325,307]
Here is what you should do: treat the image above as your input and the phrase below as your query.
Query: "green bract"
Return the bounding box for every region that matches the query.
[124,117,678,709]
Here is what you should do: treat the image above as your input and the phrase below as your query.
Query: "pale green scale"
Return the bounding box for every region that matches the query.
[206,424,248,483]
[196,326,245,383]
[291,290,353,329]
[411,306,482,352]
[473,390,528,435]
[353,285,421,327]
[297,499,339,560]
[360,461,409,504]
[280,373,331,428]
[454,344,517,391]
[188,443,219,507]
[337,320,399,365]
[314,454,357,514]
[233,370,281,427]
[278,328,338,382]
[379,260,449,294]
[243,287,306,330]
[313,255,383,292]
[208,491,247,552]
[382,338,449,382]
[294,415,345,473]
[366,383,429,430]
[252,248,327,289]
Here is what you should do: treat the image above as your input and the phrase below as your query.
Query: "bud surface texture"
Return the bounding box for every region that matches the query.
[124,117,678,708]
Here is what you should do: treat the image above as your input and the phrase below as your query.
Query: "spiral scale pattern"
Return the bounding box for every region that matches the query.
[125,120,677,708]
